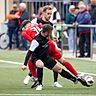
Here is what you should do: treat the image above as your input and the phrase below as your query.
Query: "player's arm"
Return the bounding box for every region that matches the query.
[31,18,37,24]
[21,29,32,42]
[22,40,39,71]
[22,50,32,71]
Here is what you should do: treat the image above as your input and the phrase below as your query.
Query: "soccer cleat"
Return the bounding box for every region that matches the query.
[77,77,90,87]
[31,80,39,88]
[53,82,62,88]
[36,84,43,90]
[23,75,31,85]
[31,77,38,82]
[73,79,78,84]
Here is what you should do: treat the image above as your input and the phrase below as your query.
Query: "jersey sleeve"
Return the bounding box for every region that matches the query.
[24,40,39,66]
[31,18,37,24]
[29,40,39,51]
[21,30,32,42]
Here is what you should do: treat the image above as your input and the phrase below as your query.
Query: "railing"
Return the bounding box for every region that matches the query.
[54,24,96,59]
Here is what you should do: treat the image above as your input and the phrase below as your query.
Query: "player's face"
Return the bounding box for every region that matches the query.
[44,9,52,21]
[44,30,52,37]
[25,23,31,28]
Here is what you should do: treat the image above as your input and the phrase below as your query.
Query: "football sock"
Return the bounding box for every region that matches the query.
[28,72,32,77]
[53,71,58,82]
[28,59,37,77]
[37,68,43,85]
[60,69,77,82]
[63,60,78,76]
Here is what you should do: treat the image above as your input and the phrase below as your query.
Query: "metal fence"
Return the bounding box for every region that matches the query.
[54,24,96,59]
[21,0,79,20]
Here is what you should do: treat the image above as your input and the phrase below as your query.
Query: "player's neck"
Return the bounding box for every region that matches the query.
[41,32,48,38]
[42,17,49,22]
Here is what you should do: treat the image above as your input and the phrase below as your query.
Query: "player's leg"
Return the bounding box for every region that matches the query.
[48,40,62,87]
[28,59,37,78]
[53,63,92,87]
[58,57,78,76]
[45,57,91,87]
[34,60,44,90]
[23,58,37,85]
[48,40,80,77]
[52,64,77,83]
[53,71,62,87]
[44,57,77,83]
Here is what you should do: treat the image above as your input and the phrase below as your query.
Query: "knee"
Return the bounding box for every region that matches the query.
[53,64,62,73]
[35,60,44,68]
[57,68,62,73]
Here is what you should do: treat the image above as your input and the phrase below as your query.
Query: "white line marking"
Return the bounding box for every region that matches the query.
[0,59,96,77]
[0,60,22,65]
[0,94,95,96]
[79,72,96,76]
[0,94,56,96]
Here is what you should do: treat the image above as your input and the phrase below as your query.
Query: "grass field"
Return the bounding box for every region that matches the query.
[0,50,96,96]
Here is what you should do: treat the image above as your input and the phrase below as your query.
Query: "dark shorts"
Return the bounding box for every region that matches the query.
[43,56,57,69]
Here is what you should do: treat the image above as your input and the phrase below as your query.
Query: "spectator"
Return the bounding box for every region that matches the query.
[17,3,29,50]
[76,4,92,57]
[89,0,96,43]
[54,20,62,48]
[6,3,18,50]
[66,5,76,52]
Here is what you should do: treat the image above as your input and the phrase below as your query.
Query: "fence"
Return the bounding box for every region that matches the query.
[54,24,96,59]
[23,0,78,20]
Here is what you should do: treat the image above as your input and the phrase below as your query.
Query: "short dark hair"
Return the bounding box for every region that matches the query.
[19,20,31,31]
[42,24,53,33]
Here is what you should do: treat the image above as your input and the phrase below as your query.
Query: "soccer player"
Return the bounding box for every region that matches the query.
[24,5,62,88]
[22,24,90,90]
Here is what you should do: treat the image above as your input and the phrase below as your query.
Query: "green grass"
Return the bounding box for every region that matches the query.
[0,50,96,96]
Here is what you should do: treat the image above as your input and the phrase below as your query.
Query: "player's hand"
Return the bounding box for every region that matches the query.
[22,65,27,71]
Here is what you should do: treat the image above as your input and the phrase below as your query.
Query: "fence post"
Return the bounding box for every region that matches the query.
[90,28,93,59]
[74,25,78,57]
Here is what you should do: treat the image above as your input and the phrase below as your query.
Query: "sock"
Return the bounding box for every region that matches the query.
[53,71,58,82]
[28,72,32,77]
[37,68,43,85]
[60,69,77,82]
[62,61,78,76]
[28,59,37,77]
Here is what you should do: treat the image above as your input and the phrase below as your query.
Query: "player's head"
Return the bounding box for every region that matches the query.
[41,24,53,37]
[19,20,31,32]
[42,6,52,21]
